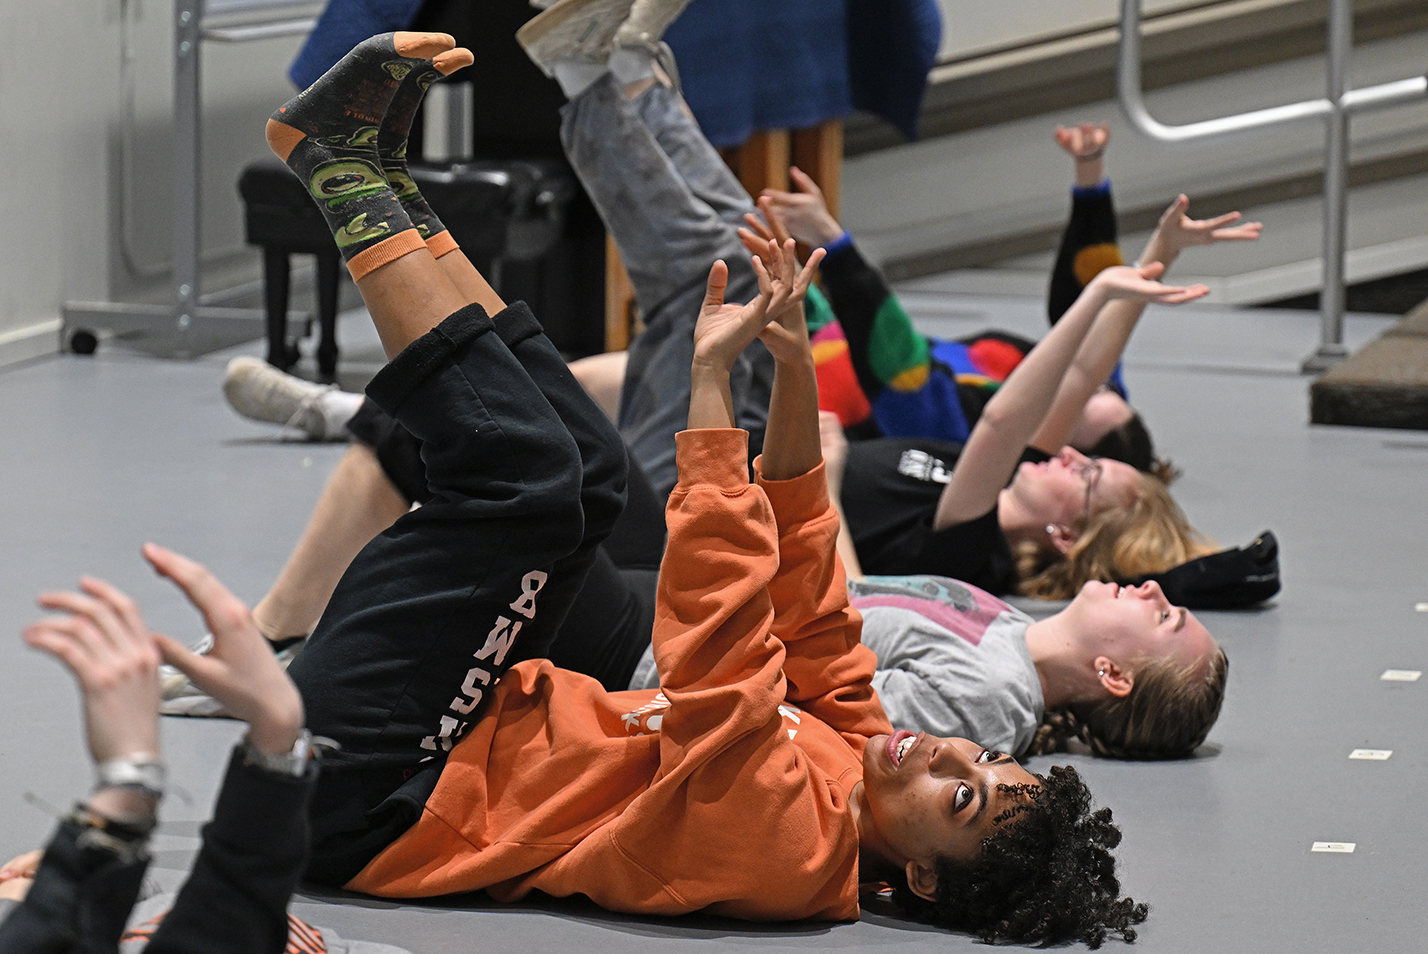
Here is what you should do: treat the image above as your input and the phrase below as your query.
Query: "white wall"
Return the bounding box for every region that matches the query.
[0,0,309,364]
[843,28,1428,271]
[934,0,1197,60]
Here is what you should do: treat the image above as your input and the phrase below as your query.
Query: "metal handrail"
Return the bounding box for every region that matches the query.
[1117,0,1428,373]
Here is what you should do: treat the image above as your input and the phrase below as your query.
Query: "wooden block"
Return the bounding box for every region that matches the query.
[791,120,844,220]
[1310,299,1428,429]
[735,130,791,198]
[604,233,639,353]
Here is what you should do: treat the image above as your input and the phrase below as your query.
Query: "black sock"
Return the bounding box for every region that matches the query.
[265,33,465,278]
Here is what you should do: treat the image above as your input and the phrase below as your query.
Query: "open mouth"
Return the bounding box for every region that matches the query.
[887,730,917,767]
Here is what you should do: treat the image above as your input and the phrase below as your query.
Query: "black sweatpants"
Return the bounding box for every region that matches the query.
[289,301,627,884]
[348,373,666,694]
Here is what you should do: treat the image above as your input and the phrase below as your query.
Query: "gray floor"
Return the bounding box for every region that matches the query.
[1,292,1424,953]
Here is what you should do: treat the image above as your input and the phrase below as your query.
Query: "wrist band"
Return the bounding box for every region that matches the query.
[69,800,158,858]
[94,754,166,801]
[242,728,314,777]
[822,231,854,256]
[1075,148,1105,161]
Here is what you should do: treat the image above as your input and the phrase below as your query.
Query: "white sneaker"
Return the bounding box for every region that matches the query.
[612,0,695,51]
[222,356,359,442]
[516,0,639,77]
[160,637,307,719]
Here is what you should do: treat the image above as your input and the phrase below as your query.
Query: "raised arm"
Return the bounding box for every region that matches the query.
[750,173,929,408]
[1028,195,1262,453]
[3,544,309,952]
[934,265,1208,530]
[747,243,888,742]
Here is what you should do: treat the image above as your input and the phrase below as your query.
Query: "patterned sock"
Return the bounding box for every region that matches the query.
[377,63,466,259]
[265,33,469,279]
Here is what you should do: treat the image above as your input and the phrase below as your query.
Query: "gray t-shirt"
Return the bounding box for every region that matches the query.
[852,575,1043,756]
[628,573,1044,756]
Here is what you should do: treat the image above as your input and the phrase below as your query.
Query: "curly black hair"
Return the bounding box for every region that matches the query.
[890,765,1147,948]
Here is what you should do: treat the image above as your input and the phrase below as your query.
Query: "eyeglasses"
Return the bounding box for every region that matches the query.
[1078,458,1104,523]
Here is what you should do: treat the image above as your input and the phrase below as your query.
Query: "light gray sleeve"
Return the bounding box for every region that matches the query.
[0,898,18,927]
[865,608,1043,756]
[627,643,660,691]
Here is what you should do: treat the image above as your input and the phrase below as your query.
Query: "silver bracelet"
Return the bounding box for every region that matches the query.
[94,753,166,800]
[242,728,314,777]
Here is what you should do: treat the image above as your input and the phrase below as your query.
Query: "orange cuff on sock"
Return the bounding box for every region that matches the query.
[346,230,429,282]
[425,231,460,260]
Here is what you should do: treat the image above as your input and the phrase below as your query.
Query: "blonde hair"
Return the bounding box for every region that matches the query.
[1027,648,1229,759]
[1015,473,1217,601]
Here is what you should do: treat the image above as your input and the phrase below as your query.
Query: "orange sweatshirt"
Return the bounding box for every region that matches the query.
[348,429,893,920]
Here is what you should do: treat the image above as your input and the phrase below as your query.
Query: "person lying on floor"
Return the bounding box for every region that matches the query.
[165,397,1226,761]
[0,544,410,954]
[240,32,1152,944]
[743,121,1262,479]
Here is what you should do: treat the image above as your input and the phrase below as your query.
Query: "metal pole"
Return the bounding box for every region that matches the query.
[1303,0,1353,373]
[1117,0,1428,375]
[173,0,203,354]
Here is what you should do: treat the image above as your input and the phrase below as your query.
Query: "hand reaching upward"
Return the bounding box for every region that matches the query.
[1090,262,1210,305]
[756,238,825,365]
[1055,122,1110,159]
[692,239,811,372]
[757,167,844,247]
[1152,194,1263,255]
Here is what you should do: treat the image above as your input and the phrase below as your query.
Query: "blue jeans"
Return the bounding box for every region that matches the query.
[561,76,772,501]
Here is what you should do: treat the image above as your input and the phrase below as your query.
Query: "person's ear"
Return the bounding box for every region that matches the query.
[1048,524,1079,555]
[1094,656,1134,698]
[905,858,939,903]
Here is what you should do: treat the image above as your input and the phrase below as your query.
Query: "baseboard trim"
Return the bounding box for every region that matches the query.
[0,320,61,371]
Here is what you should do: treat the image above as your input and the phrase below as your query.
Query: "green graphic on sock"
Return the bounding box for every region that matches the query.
[267,33,461,274]
[378,65,451,245]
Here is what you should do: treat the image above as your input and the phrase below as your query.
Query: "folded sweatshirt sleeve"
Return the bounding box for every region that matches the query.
[649,429,786,771]
[603,429,863,921]
[755,458,891,749]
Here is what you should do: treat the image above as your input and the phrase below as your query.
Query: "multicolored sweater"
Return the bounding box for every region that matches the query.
[809,181,1124,440]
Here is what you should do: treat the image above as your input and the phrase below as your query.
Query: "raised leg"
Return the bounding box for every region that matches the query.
[266,36,627,883]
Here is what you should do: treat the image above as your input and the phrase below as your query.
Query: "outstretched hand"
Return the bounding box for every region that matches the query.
[692,238,811,372]
[737,195,793,260]
[145,544,304,756]
[1090,262,1210,305]
[757,167,844,247]
[1055,122,1110,159]
[756,237,825,364]
[1152,194,1263,253]
[25,576,165,765]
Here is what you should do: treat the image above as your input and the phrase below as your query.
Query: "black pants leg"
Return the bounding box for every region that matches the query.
[354,391,669,694]
[290,301,625,883]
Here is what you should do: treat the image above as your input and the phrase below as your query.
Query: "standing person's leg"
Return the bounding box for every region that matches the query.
[265,32,620,882]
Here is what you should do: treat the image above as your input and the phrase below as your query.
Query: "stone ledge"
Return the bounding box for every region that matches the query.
[1310,300,1428,429]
